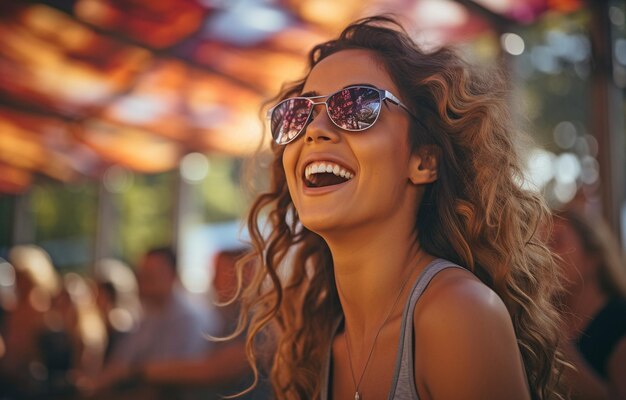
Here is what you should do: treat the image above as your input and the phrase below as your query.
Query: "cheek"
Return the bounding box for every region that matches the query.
[282,144,300,190]
[363,130,411,180]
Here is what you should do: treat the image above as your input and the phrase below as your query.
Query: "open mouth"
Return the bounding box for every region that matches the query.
[304,161,354,188]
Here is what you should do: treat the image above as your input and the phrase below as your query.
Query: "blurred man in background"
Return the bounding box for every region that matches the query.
[95,246,213,400]
[87,247,268,399]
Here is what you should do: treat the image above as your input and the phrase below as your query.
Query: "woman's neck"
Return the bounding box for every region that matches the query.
[325,222,428,338]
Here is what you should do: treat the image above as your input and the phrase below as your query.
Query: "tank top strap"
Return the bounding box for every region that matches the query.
[388,258,465,399]
[321,258,465,400]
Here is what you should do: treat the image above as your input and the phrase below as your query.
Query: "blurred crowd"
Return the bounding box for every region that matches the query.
[0,244,267,400]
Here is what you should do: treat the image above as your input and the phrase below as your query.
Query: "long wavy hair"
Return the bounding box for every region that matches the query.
[234,15,565,400]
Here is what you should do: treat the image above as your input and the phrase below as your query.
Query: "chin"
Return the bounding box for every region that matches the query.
[299,213,340,236]
[298,210,359,239]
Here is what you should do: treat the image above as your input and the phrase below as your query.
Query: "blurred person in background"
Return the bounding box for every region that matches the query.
[89,248,267,399]
[90,257,141,372]
[94,280,128,368]
[91,246,213,399]
[0,245,80,399]
[42,283,83,395]
[0,254,48,398]
[550,210,626,399]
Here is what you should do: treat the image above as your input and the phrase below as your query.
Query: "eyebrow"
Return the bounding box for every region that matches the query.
[299,83,377,98]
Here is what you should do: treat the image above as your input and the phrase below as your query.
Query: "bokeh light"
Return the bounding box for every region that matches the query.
[501,33,525,55]
[180,152,211,184]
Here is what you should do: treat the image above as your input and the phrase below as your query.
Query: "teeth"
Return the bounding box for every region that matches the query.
[304,161,354,181]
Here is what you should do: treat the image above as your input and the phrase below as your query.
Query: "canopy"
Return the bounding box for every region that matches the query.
[0,0,582,194]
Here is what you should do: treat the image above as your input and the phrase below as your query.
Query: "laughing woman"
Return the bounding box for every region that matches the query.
[235,16,565,400]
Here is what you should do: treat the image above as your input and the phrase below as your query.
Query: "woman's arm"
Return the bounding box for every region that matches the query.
[143,340,250,387]
[414,269,530,400]
[82,340,250,394]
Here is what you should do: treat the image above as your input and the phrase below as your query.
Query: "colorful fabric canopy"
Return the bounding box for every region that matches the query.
[0,0,582,193]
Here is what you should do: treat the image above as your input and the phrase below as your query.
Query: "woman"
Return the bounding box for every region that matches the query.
[236,16,565,399]
[551,210,626,399]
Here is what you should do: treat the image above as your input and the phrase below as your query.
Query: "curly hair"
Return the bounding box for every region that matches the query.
[233,15,566,400]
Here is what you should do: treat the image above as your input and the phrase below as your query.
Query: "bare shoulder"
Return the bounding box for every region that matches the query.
[415,267,511,328]
[413,267,530,400]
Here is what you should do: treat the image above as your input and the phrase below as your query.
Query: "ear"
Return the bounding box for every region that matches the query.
[408,145,439,185]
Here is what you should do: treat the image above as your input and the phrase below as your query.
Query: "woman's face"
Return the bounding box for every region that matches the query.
[282,49,420,235]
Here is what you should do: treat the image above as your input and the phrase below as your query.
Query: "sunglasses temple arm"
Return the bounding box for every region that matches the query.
[383,91,419,121]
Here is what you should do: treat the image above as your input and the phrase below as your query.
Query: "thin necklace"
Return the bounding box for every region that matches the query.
[343,251,426,400]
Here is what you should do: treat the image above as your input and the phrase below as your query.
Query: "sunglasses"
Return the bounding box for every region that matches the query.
[267,85,415,145]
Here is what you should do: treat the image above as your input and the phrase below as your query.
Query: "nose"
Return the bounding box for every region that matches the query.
[304,104,340,144]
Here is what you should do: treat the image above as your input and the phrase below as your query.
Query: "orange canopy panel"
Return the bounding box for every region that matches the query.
[0,5,151,114]
[0,109,93,182]
[80,120,181,173]
[471,0,582,21]
[74,0,208,49]
[194,42,310,95]
[98,60,266,146]
[100,60,195,142]
[0,163,32,194]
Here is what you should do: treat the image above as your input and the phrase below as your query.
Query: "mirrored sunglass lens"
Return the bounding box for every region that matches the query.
[327,87,381,130]
[271,98,312,144]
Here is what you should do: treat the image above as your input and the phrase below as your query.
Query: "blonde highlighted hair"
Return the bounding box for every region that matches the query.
[234,16,566,400]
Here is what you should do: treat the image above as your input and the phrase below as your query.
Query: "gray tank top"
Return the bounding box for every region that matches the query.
[320,259,464,400]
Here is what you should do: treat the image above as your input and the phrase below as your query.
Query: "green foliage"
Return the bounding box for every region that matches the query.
[200,154,248,223]
[31,180,98,241]
[115,172,174,265]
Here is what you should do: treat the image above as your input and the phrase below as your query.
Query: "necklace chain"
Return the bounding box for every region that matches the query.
[343,251,426,400]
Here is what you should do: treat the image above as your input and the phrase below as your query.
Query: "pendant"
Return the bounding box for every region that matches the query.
[355,392,360,400]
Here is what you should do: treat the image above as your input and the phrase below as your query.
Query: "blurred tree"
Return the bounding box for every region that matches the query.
[30,179,98,271]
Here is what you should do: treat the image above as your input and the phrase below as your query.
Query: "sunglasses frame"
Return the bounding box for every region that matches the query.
[267,85,416,145]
